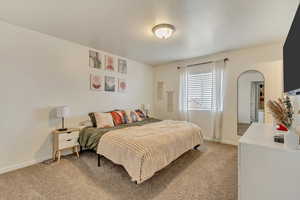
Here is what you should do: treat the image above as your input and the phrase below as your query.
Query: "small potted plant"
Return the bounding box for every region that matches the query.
[267,96,298,149]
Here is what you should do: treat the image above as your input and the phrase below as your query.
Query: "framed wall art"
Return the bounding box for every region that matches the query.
[90,74,103,91]
[118,78,127,92]
[105,76,116,92]
[89,50,102,69]
[105,55,115,71]
[118,58,127,74]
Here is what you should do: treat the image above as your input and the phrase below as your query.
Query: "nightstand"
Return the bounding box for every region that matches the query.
[52,128,80,162]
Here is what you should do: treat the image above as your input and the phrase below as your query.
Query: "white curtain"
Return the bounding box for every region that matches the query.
[211,60,225,140]
[178,60,225,140]
[179,67,189,121]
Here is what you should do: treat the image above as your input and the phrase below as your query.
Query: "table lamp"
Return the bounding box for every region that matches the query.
[56,106,70,131]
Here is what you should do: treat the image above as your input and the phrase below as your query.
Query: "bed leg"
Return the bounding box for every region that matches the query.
[98,154,101,167]
[194,144,200,150]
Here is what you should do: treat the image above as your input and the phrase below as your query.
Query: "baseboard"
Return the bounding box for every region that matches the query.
[204,137,238,146]
[221,139,238,146]
[0,155,50,175]
[204,137,219,142]
[0,149,78,175]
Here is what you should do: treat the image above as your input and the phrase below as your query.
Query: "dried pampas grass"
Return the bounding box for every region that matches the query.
[267,96,294,129]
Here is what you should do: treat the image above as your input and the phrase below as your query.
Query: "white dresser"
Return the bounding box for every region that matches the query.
[239,123,300,200]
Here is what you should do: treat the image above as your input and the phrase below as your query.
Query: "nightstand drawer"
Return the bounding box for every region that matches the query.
[59,131,79,142]
[59,136,79,149]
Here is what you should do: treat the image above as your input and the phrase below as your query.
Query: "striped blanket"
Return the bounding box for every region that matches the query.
[97,120,204,183]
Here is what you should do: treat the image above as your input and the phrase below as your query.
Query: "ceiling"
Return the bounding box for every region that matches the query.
[0,0,298,65]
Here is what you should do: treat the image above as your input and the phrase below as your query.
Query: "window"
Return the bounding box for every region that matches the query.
[186,71,216,111]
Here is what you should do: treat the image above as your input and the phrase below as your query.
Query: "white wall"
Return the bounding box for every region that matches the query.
[0,21,154,173]
[154,42,283,145]
[238,72,264,123]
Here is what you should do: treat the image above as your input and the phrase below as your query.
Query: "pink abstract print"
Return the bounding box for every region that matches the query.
[105,55,115,71]
[90,74,103,91]
[118,79,127,92]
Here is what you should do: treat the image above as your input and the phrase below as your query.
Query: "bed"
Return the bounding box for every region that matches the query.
[79,118,204,184]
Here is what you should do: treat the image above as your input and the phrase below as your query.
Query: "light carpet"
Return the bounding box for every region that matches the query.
[0,142,237,200]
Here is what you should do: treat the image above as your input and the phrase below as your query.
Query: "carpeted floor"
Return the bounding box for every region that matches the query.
[0,142,237,200]
[237,123,251,136]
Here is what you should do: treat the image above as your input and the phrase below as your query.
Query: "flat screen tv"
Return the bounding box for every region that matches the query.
[284,4,300,94]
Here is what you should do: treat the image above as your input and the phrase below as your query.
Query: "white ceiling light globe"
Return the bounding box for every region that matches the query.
[152,24,176,39]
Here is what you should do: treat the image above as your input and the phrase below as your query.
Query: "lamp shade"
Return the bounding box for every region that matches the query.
[56,106,70,118]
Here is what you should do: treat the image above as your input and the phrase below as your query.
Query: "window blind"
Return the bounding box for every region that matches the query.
[186,71,216,111]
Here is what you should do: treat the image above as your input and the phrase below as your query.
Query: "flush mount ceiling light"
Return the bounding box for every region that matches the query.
[152,23,176,39]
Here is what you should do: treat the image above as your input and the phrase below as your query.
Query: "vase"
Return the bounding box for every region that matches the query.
[285,127,299,150]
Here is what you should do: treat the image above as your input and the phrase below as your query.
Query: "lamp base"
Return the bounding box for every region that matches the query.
[57,128,68,131]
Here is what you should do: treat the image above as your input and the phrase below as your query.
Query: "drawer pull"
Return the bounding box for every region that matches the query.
[67,132,72,134]
[66,139,72,141]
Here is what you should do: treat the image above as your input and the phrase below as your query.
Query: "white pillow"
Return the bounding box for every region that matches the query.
[94,112,114,128]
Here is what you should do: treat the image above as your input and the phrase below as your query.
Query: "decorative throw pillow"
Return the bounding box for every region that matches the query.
[125,110,141,123]
[111,111,123,126]
[124,110,133,123]
[143,109,149,118]
[88,113,97,127]
[135,109,146,120]
[114,110,126,124]
[131,111,139,122]
[94,112,114,128]
[134,111,143,121]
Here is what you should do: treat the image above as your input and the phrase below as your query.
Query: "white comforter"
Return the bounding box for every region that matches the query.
[97,120,204,183]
